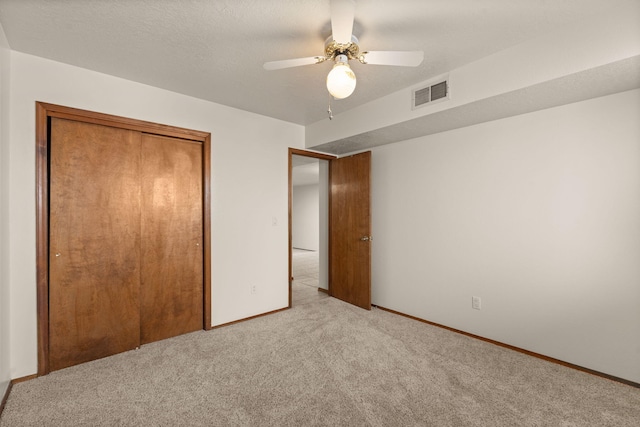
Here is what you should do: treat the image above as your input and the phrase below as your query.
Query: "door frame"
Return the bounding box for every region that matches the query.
[36,102,212,376]
[288,148,336,307]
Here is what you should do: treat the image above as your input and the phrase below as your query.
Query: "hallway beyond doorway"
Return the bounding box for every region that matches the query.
[292,249,328,306]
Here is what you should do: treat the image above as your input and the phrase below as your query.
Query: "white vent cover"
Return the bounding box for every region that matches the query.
[412,79,449,109]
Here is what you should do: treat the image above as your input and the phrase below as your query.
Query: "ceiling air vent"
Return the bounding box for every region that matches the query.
[413,87,431,107]
[412,78,449,110]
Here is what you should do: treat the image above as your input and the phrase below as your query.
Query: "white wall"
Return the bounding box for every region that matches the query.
[0,21,11,398]
[292,184,319,250]
[371,89,640,383]
[7,51,304,379]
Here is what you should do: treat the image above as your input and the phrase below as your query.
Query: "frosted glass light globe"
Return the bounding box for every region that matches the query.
[326,62,356,99]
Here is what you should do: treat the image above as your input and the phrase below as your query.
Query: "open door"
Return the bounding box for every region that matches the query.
[329,151,371,310]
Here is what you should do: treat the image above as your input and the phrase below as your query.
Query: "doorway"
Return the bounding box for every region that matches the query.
[288,148,373,310]
[288,149,335,307]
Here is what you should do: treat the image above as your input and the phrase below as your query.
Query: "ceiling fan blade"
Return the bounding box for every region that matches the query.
[359,51,424,67]
[331,0,356,44]
[263,56,325,71]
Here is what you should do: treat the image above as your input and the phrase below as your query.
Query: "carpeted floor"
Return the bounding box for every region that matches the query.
[2,297,639,426]
[292,281,328,307]
[292,248,328,307]
[291,248,320,289]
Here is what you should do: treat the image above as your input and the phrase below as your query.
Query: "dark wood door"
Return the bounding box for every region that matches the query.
[49,118,142,371]
[140,134,203,344]
[329,151,371,310]
[49,119,205,371]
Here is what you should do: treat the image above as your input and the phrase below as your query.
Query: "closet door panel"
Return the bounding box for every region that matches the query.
[49,118,142,371]
[140,134,203,344]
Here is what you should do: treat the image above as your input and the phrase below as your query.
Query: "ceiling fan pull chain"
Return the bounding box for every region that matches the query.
[327,97,333,120]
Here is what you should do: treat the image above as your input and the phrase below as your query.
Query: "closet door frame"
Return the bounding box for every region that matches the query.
[35,102,212,376]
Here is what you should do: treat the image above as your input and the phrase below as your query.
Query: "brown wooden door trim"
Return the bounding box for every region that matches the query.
[35,103,49,376]
[202,134,212,332]
[36,102,212,376]
[288,148,336,307]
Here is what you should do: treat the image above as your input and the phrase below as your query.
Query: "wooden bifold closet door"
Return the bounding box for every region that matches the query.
[49,117,203,371]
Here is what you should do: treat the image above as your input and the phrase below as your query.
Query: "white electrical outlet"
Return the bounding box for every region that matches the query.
[472,296,481,310]
[251,285,257,295]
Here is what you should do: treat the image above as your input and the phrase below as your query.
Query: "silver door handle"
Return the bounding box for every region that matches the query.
[360,236,372,241]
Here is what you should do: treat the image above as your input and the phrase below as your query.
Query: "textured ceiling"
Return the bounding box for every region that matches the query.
[0,0,636,125]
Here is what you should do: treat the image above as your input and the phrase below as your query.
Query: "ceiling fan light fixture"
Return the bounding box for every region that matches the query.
[263,0,424,107]
[326,55,356,99]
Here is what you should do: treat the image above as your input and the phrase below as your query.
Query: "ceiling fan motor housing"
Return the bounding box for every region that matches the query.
[325,35,360,61]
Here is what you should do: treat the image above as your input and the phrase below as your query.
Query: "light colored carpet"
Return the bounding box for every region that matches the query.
[2,297,639,426]
[292,248,328,307]
[292,248,320,287]
[292,281,328,307]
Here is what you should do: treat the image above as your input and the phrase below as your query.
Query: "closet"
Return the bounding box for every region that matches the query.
[39,105,210,373]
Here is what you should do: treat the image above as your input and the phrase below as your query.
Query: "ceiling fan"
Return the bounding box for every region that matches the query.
[263,0,424,101]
